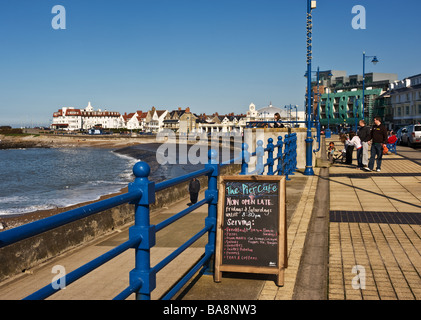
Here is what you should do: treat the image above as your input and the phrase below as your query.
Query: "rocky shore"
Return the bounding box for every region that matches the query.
[0,139,51,149]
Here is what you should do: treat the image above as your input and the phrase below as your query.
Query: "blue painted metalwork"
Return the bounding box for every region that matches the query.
[0,135,297,300]
[276,136,284,176]
[305,0,315,176]
[266,138,275,175]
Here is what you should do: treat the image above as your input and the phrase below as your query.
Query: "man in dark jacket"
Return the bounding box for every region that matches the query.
[364,117,388,172]
[188,178,200,205]
[357,119,371,168]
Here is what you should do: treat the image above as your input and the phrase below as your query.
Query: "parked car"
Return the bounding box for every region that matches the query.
[401,124,421,147]
[396,127,407,145]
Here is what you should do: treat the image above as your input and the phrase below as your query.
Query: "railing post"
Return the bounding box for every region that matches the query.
[289,133,295,176]
[267,138,274,175]
[284,134,291,181]
[203,149,219,274]
[240,143,249,175]
[128,162,156,300]
[277,136,283,176]
[293,133,298,171]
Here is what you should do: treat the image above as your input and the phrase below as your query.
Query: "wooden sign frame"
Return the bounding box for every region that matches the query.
[214,175,287,286]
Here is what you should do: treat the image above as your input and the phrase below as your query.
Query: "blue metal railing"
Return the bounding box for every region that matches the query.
[240,134,297,180]
[0,136,297,300]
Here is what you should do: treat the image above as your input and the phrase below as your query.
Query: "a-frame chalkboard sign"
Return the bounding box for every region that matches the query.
[214,175,287,286]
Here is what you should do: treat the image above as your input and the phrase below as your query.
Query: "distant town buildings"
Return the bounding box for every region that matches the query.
[389,73,421,127]
[51,102,123,131]
[50,101,304,133]
[311,71,398,129]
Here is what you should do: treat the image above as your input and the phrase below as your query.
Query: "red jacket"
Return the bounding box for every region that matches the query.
[388,135,397,144]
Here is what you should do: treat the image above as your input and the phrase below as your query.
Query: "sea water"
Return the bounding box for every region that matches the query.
[0,147,138,216]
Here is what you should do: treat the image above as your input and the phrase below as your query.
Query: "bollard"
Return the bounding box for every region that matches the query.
[325,128,331,138]
[128,161,156,300]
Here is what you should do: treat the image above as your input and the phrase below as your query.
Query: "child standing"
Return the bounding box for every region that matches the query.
[327,142,336,163]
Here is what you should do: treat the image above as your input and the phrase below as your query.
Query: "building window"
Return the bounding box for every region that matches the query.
[418,105,421,114]
[397,107,402,116]
[406,106,410,115]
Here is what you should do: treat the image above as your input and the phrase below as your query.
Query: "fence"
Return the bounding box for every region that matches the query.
[0,134,297,300]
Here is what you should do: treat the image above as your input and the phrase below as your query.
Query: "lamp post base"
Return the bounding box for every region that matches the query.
[304,136,314,176]
[304,166,315,176]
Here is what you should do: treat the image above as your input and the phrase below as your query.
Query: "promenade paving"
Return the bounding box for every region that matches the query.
[326,136,421,300]
[1,135,420,300]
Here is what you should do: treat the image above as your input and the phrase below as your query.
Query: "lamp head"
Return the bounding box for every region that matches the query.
[371,56,379,65]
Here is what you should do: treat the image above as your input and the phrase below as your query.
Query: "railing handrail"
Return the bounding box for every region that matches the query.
[0,136,297,300]
[0,190,142,248]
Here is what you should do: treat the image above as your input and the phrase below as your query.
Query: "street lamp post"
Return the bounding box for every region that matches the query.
[362,51,379,124]
[305,0,316,176]
[293,105,298,127]
[325,72,333,138]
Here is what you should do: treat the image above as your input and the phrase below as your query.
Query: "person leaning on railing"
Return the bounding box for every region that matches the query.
[271,113,285,128]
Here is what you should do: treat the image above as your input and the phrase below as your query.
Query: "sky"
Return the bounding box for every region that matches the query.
[0,0,420,127]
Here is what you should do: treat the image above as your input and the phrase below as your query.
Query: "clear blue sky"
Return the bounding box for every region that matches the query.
[1,0,420,127]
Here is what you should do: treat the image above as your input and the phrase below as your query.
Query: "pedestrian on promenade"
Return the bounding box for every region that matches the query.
[357,120,371,169]
[364,117,388,172]
[387,131,397,144]
[271,113,285,128]
[188,178,200,206]
[347,131,362,167]
[339,133,353,164]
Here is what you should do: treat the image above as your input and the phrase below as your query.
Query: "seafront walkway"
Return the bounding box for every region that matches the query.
[326,136,421,300]
[0,135,420,300]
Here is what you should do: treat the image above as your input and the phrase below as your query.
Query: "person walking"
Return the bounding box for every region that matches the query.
[357,119,371,169]
[188,178,200,206]
[364,117,388,172]
[347,131,362,167]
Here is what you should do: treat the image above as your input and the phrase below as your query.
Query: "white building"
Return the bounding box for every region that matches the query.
[246,102,305,127]
[389,73,421,126]
[51,102,123,131]
[144,107,168,133]
[195,114,247,134]
[122,111,148,130]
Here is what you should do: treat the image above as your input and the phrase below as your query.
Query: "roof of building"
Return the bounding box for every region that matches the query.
[256,104,283,117]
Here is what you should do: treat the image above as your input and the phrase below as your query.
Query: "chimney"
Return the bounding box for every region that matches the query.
[186,107,190,113]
